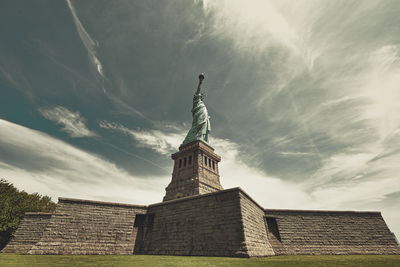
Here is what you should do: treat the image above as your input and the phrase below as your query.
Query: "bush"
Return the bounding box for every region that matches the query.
[0,179,56,250]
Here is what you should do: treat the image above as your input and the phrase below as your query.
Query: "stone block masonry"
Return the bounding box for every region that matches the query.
[1,212,52,253]
[239,191,275,257]
[138,188,251,257]
[3,188,399,256]
[28,198,147,255]
[264,209,400,255]
[164,140,223,201]
[141,188,399,257]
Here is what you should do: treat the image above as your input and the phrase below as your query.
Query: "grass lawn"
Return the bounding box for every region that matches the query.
[0,254,400,267]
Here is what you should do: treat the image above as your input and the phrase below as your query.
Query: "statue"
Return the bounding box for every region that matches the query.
[182,73,211,145]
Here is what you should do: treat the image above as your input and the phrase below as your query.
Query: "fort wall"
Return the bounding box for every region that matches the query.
[137,188,249,257]
[3,188,399,256]
[28,198,147,255]
[264,209,400,255]
[239,191,275,257]
[1,212,52,253]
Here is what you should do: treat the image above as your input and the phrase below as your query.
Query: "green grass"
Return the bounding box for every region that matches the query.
[0,254,399,267]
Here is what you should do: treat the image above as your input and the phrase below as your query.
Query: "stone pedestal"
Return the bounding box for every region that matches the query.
[163,140,223,201]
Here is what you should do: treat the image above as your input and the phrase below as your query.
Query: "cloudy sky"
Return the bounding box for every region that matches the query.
[1,0,400,237]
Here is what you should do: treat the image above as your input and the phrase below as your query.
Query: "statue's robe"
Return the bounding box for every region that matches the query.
[182,93,211,145]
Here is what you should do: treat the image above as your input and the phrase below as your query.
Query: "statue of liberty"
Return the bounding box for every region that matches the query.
[182,73,211,145]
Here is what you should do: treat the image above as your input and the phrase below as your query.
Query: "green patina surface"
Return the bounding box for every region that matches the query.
[182,74,211,146]
[0,254,400,267]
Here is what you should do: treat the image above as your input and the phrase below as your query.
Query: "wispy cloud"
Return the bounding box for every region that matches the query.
[320,95,361,108]
[359,45,400,140]
[39,106,96,137]
[0,119,166,204]
[279,151,316,156]
[66,0,104,77]
[99,121,185,155]
[303,44,400,191]
[202,0,321,71]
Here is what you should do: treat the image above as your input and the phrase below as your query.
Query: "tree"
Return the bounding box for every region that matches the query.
[0,179,56,250]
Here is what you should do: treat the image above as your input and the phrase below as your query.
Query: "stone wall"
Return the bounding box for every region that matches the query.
[28,198,147,255]
[264,209,400,255]
[137,188,249,257]
[1,212,52,253]
[197,141,223,194]
[3,188,399,257]
[164,140,223,201]
[239,191,275,257]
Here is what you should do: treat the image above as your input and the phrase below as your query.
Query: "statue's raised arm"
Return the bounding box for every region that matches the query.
[182,73,211,146]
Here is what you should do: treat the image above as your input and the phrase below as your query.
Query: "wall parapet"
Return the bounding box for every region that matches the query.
[24,212,53,216]
[152,187,242,207]
[58,197,148,209]
[265,208,381,215]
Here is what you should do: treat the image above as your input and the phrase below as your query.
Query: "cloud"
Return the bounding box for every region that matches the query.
[304,151,376,189]
[278,151,316,157]
[39,106,96,137]
[66,0,104,77]
[99,121,185,155]
[302,44,400,199]
[202,0,321,71]
[0,119,167,204]
[359,45,400,140]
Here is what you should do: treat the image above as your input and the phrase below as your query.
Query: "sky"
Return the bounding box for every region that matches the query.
[0,0,399,238]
